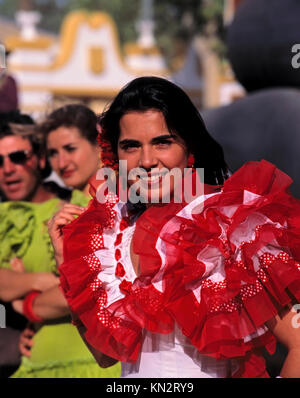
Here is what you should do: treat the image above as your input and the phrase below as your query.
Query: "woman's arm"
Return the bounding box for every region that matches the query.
[0,269,59,302]
[12,285,70,320]
[31,285,70,320]
[266,305,300,378]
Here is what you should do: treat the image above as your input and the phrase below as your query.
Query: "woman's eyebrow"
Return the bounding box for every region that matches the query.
[151,134,176,143]
[118,138,141,146]
[119,134,177,147]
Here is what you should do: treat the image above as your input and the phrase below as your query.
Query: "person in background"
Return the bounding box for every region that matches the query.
[0,111,61,378]
[11,104,120,378]
[0,48,18,112]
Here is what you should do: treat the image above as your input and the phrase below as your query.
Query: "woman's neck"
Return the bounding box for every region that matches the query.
[81,183,91,197]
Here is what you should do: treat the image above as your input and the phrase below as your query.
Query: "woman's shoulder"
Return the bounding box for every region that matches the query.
[133,159,300,370]
[223,159,294,195]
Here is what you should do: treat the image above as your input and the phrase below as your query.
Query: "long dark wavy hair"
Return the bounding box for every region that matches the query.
[99,76,229,185]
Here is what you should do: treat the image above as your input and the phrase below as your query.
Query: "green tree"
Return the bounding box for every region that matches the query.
[154,0,225,63]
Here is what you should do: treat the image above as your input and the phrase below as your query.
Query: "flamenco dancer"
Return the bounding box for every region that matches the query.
[49,77,300,378]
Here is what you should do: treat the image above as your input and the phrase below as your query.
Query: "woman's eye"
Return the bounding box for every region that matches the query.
[47,149,57,157]
[156,140,172,147]
[65,146,77,152]
[120,144,139,152]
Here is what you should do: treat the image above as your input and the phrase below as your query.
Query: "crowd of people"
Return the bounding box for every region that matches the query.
[0,76,300,378]
[0,104,120,377]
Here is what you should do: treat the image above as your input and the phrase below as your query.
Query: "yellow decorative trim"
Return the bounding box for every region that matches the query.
[19,104,50,114]
[8,64,54,72]
[7,10,169,76]
[89,47,104,74]
[50,86,120,97]
[124,42,162,56]
[20,84,200,99]
[21,84,120,98]
[48,10,120,71]
[5,36,54,51]
[6,11,121,71]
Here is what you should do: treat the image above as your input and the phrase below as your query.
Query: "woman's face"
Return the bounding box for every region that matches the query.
[118,110,188,203]
[47,126,100,190]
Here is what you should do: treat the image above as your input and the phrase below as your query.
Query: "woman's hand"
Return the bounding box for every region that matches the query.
[19,325,35,357]
[48,204,86,266]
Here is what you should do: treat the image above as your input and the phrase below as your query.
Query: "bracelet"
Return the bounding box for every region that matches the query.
[23,290,43,323]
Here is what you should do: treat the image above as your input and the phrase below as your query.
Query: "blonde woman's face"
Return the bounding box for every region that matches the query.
[47,126,100,190]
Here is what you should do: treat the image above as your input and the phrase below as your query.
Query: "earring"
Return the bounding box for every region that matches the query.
[187,154,195,168]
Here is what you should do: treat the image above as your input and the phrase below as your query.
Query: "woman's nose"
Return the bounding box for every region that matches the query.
[139,147,158,170]
[57,153,68,169]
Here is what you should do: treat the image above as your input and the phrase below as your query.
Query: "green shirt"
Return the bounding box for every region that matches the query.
[0,190,120,378]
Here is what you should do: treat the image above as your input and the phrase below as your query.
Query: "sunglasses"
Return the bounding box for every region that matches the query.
[0,150,33,167]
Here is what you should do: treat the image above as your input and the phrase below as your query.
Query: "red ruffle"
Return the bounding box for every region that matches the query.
[59,160,300,377]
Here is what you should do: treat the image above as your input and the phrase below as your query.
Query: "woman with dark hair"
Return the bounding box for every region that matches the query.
[50,77,300,378]
[99,76,229,185]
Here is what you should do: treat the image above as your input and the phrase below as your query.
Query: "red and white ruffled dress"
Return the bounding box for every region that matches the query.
[59,160,300,378]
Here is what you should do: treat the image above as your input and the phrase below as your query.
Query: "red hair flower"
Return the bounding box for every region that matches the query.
[96,123,119,170]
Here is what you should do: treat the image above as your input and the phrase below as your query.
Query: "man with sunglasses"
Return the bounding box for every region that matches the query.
[0,112,56,203]
[0,111,61,377]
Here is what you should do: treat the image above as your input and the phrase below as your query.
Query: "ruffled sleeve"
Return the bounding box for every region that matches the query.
[59,160,300,377]
[59,195,146,362]
[135,160,300,376]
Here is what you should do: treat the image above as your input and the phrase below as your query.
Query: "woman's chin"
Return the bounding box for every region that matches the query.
[129,187,173,205]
